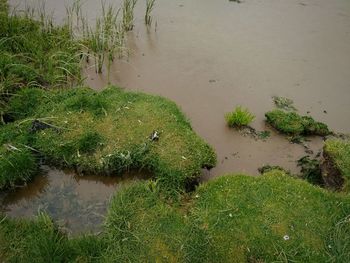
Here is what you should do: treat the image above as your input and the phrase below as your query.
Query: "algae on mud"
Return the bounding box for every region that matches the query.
[1,170,349,262]
[1,86,216,192]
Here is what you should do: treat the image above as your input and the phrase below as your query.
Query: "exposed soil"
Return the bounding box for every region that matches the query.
[321,151,344,191]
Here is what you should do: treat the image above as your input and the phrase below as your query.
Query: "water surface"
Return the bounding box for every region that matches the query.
[9,0,350,177]
[0,166,147,234]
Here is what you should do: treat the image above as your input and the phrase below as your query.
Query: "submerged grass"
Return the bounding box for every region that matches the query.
[2,86,216,193]
[122,0,137,31]
[145,0,156,26]
[83,3,125,76]
[1,170,349,261]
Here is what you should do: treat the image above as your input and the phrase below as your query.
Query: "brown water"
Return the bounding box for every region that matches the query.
[10,0,350,177]
[6,0,350,230]
[0,166,147,234]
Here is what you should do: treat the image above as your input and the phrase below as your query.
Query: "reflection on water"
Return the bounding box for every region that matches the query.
[0,166,148,234]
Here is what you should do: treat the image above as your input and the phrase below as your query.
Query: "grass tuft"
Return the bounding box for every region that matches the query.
[145,0,156,26]
[225,106,255,127]
[122,0,137,31]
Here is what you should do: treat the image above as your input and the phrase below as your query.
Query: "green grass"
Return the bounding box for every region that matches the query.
[0,2,82,121]
[1,86,216,193]
[191,170,350,262]
[0,121,38,188]
[145,0,156,26]
[103,181,190,262]
[122,0,137,31]
[265,109,330,136]
[324,139,350,192]
[225,106,255,127]
[0,213,107,262]
[1,170,349,262]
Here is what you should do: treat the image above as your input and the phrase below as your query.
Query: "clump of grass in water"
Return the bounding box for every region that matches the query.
[81,3,125,79]
[225,106,255,127]
[145,0,156,26]
[122,0,137,31]
[265,109,330,136]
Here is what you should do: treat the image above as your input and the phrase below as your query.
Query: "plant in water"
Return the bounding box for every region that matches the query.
[272,96,296,111]
[225,106,255,127]
[122,0,137,31]
[145,0,156,26]
[265,109,330,136]
[82,3,125,78]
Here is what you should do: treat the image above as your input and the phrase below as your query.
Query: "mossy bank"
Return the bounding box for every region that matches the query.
[322,138,350,192]
[265,109,330,136]
[0,86,216,192]
[1,170,349,262]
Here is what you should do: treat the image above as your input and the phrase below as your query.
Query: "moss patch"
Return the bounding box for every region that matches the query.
[1,171,349,262]
[323,139,350,192]
[1,86,216,192]
[265,109,330,136]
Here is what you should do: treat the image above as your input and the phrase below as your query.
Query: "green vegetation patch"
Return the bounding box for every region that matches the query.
[265,109,330,136]
[104,181,192,262]
[225,106,255,127]
[323,139,350,192]
[0,213,107,262]
[2,171,349,262]
[0,5,81,121]
[0,121,38,188]
[191,171,350,262]
[2,86,216,192]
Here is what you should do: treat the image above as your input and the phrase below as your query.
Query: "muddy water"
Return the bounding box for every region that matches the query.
[0,166,147,234]
[9,0,350,177]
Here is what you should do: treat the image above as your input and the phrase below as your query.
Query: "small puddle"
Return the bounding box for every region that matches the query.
[0,166,149,235]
